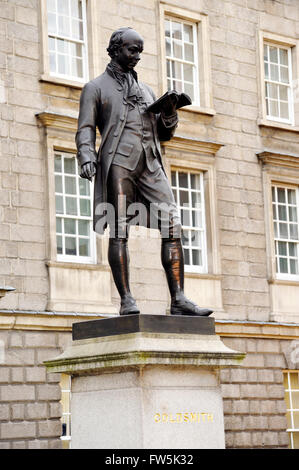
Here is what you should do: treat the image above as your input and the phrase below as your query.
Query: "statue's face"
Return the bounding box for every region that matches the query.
[114,30,144,71]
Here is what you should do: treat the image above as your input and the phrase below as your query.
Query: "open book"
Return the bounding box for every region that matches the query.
[147,91,192,114]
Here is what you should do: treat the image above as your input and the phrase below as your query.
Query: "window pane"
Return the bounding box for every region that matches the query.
[66,197,77,215]
[264,62,269,79]
[191,174,201,190]
[278,241,287,256]
[184,83,194,101]
[48,36,56,51]
[55,155,62,172]
[57,0,69,15]
[181,209,190,226]
[165,38,171,56]
[80,199,91,216]
[288,189,296,204]
[172,21,182,40]
[184,43,194,62]
[48,12,57,34]
[72,57,83,78]
[279,257,288,273]
[57,235,63,254]
[182,230,189,246]
[290,373,299,389]
[79,178,90,196]
[173,80,182,93]
[58,54,68,75]
[192,191,201,207]
[58,15,70,36]
[65,237,76,255]
[192,249,201,266]
[277,188,286,203]
[279,48,288,66]
[64,218,76,235]
[289,242,297,257]
[183,24,193,43]
[172,61,181,80]
[57,38,68,53]
[179,190,189,206]
[183,63,193,82]
[178,172,188,188]
[72,19,83,41]
[270,64,279,81]
[290,259,299,275]
[56,195,64,214]
[279,85,288,101]
[191,231,201,247]
[78,220,89,236]
[173,41,183,59]
[165,20,170,37]
[280,102,289,120]
[47,0,56,13]
[79,238,90,256]
[280,66,289,84]
[290,224,298,240]
[64,158,76,174]
[264,44,268,61]
[269,46,278,63]
[56,217,62,233]
[270,97,277,116]
[268,83,278,99]
[71,0,83,19]
[278,205,287,221]
[279,223,288,239]
[55,175,63,193]
[65,176,77,195]
[183,248,190,265]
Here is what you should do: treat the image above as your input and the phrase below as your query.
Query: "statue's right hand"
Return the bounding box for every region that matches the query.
[80,162,96,181]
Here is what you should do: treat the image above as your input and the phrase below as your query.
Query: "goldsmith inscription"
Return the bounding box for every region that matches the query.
[154,412,214,423]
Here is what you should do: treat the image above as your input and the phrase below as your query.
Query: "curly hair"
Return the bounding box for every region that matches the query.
[107,27,133,58]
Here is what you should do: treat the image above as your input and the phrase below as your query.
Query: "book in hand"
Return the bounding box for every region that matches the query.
[146,90,192,114]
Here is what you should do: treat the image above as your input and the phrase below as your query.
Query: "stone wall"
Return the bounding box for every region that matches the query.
[220,335,289,449]
[0,328,70,449]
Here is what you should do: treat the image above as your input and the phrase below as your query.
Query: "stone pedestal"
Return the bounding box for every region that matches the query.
[44,315,245,449]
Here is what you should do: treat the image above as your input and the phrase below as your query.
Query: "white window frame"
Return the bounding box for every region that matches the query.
[264,42,294,125]
[39,0,102,88]
[165,17,200,106]
[46,0,89,83]
[271,184,299,282]
[171,169,208,274]
[159,4,214,115]
[284,371,299,449]
[258,31,299,132]
[54,150,96,265]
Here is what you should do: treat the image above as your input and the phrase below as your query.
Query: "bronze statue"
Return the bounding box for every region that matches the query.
[76,27,213,317]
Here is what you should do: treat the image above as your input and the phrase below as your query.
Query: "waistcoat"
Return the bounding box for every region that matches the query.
[113,74,161,172]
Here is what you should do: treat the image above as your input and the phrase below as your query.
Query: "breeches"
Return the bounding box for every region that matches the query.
[107,152,181,238]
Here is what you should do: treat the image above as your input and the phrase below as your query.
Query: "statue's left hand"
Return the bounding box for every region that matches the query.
[80,162,97,181]
[162,91,179,117]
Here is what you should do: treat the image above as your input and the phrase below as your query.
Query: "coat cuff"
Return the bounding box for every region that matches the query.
[77,145,97,167]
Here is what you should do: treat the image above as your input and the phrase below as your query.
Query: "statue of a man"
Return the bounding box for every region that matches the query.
[76,27,213,317]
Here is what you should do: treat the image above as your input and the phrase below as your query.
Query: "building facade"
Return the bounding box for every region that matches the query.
[0,0,299,449]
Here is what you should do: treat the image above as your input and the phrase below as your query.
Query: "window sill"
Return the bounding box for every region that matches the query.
[185,272,222,280]
[258,118,299,134]
[46,260,109,271]
[268,277,299,286]
[40,74,85,89]
[179,105,216,116]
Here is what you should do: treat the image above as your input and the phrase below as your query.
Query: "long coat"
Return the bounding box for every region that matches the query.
[76,66,177,234]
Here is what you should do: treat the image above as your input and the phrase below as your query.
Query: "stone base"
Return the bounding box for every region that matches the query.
[44,315,245,449]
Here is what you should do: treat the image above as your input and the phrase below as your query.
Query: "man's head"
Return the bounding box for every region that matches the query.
[107,27,144,72]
